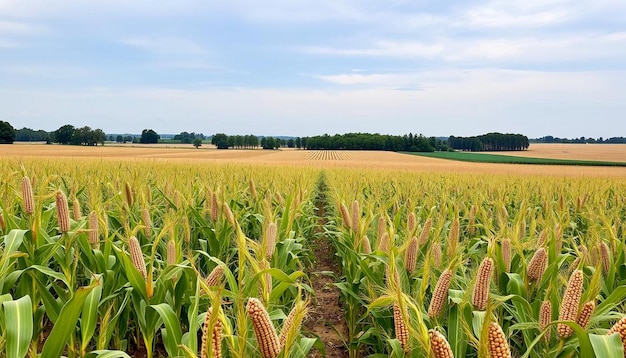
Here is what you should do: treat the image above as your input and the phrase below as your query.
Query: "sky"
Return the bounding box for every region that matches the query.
[1,0,626,138]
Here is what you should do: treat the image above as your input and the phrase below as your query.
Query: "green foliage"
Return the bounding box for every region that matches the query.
[410,151,626,166]
[0,120,16,144]
[140,129,160,144]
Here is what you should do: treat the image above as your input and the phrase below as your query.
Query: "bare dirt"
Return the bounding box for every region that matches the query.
[304,194,349,357]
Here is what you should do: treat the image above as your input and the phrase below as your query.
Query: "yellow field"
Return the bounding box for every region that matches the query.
[3,143,626,177]
[486,143,626,162]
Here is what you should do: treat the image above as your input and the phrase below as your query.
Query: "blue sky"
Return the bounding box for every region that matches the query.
[1,0,625,138]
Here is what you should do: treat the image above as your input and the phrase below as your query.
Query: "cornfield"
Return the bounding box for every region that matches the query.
[1,157,626,357]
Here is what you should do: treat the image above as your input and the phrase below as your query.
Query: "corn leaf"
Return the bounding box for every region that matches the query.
[150,303,183,357]
[81,276,103,352]
[2,295,33,358]
[590,333,624,358]
[40,285,97,357]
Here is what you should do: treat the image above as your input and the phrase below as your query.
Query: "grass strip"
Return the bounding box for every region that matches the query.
[406,151,626,167]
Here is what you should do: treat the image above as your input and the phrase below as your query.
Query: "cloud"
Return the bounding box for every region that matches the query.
[122,36,207,55]
[301,40,444,58]
[3,69,625,138]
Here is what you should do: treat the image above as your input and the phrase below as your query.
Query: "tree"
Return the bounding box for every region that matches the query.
[140,129,160,144]
[55,124,75,144]
[211,133,229,149]
[0,121,16,144]
[193,138,202,149]
[15,127,50,142]
[116,135,124,143]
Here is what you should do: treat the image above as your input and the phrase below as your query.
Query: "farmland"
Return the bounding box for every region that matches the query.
[0,144,626,357]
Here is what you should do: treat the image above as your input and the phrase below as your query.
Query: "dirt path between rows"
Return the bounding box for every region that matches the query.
[304,177,349,357]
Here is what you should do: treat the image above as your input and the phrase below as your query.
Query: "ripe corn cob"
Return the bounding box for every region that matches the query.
[527,248,548,283]
[223,202,235,225]
[206,265,224,287]
[501,239,511,273]
[72,195,81,220]
[142,208,151,237]
[405,236,418,273]
[468,205,477,235]
[487,322,511,358]
[129,235,147,279]
[378,232,390,253]
[600,242,610,274]
[432,241,442,268]
[340,203,352,230]
[393,303,410,352]
[166,239,176,266]
[539,300,552,341]
[279,305,297,347]
[265,222,277,259]
[56,190,71,233]
[407,212,417,235]
[447,218,459,257]
[557,270,583,338]
[428,269,453,318]
[429,330,454,358]
[249,178,257,199]
[418,218,432,246]
[576,301,595,329]
[124,182,134,207]
[351,200,360,232]
[247,298,281,358]
[590,245,600,266]
[21,176,35,215]
[607,316,626,356]
[88,211,99,248]
[200,307,222,358]
[210,192,219,222]
[377,216,386,242]
[518,222,526,241]
[473,258,494,311]
[361,235,372,254]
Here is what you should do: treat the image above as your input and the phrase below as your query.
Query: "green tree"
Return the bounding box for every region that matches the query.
[193,138,202,149]
[54,124,75,144]
[140,129,160,144]
[0,120,16,144]
[211,133,229,149]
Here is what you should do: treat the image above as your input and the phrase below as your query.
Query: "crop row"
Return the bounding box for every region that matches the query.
[0,159,320,358]
[321,169,626,357]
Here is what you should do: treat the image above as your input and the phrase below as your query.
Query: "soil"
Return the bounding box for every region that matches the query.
[304,201,349,357]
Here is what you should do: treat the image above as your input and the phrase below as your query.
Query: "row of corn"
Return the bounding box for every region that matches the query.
[0,158,319,358]
[322,169,626,357]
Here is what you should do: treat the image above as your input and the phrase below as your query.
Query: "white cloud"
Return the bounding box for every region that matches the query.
[301,40,444,58]
[3,69,625,138]
[122,36,207,55]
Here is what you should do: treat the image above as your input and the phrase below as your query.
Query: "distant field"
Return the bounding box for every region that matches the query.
[3,143,626,177]
[490,143,626,161]
[411,150,626,166]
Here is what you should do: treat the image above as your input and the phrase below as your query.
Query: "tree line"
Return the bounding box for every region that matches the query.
[211,133,286,149]
[302,133,449,152]
[532,136,626,144]
[448,133,529,151]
